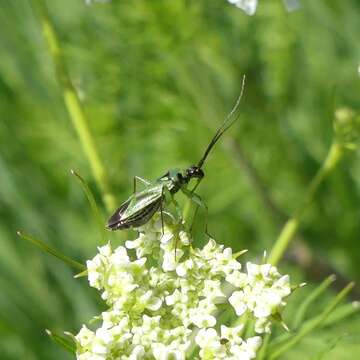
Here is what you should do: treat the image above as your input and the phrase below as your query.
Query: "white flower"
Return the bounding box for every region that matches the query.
[176,259,194,277]
[220,324,244,345]
[226,270,248,287]
[253,288,282,318]
[160,231,174,244]
[162,249,184,272]
[254,317,271,334]
[210,247,242,275]
[76,326,95,348]
[229,290,247,316]
[195,328,227,359]
[228,0,258,15]
[189,299,217,328]
[228,262,292,332]
[126,233,159,258]
[201,279,226,302]
[127,345,145,359]
[230,336,262,359]
[77,353,105,360]
[152,343,185,360]
[179,230,190,245]
[195,328,219,348]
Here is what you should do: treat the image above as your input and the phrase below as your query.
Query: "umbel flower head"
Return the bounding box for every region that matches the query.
[75,213,292,359]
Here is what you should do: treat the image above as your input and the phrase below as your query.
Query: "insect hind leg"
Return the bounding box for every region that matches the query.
[162,186,182,223]
[181,187,211,238]
[162,186,184,260]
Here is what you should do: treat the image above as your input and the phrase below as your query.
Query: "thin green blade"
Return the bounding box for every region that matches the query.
[71,169,107,244]
[17,231,85,271]
[46,329,76,354]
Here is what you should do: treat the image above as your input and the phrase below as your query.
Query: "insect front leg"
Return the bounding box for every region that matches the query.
[133,176,151,193]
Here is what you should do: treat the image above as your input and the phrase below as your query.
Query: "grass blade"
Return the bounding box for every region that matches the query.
[269,282,354,359]
[46,329,76,354]
[293,274,336,329]
[322,301,360,327]
[71,169,107,244]
[17,231,85,271]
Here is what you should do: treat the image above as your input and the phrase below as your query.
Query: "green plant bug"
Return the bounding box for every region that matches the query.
[107,77,245,231]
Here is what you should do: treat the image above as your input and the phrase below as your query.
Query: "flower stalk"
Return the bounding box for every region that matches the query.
[269,108,360,265]
[268,140,343,265]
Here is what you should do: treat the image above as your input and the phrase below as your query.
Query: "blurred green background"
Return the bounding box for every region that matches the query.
[1,0,360,359]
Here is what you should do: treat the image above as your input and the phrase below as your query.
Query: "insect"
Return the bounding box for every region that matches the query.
[107,77,245,231]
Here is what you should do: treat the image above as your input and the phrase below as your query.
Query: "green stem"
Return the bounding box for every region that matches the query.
[257,333,271,360]
[268,141,343,265]
[269,282,354,359]
[30,0,115,212]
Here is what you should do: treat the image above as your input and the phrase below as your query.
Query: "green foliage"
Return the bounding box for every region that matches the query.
[0,0,360,359]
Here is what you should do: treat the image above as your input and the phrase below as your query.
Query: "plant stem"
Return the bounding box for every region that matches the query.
[268,141,343,265]
[30,0,115,212]
[257,333,271,360]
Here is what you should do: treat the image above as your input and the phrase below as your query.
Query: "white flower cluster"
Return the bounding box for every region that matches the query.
[75,214,292,359]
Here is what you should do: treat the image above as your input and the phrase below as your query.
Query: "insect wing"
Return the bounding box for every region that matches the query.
[106,197,132,229]
[121,184,163,220]
[106,179,172,230]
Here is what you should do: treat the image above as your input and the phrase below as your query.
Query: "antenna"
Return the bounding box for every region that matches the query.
[197,75,246,169]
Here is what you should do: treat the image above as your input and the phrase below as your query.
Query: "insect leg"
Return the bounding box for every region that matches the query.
[162,186,182,260]
[160,185,165,235]
[189,204,200,235]
[133,176,151,193]
[162,186,182,222]
[180,187,211,237]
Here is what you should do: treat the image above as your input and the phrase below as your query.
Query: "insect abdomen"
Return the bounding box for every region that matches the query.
[106,198,162,230]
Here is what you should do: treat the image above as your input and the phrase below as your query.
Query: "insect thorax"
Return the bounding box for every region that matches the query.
[158,168,188,194]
